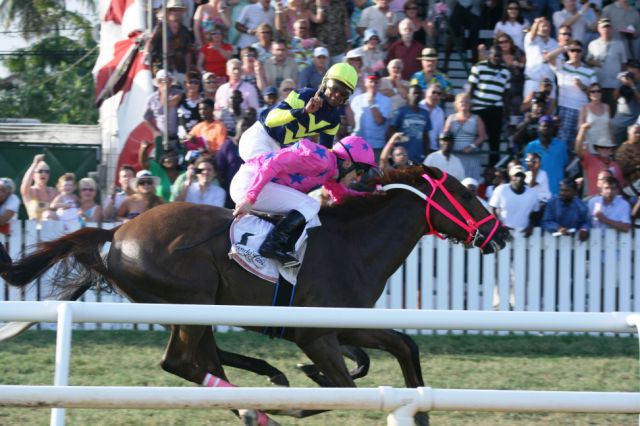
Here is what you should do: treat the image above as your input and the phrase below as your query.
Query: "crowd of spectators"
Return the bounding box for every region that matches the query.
[1,0,640,236]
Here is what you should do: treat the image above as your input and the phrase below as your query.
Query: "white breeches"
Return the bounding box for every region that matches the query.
[229,164,321,221]
[238,121,281,162]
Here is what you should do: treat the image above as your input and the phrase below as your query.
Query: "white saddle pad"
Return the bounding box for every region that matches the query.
[228,215,321,285]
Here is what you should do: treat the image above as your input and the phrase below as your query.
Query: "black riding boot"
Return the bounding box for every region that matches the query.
[259,210,307,267]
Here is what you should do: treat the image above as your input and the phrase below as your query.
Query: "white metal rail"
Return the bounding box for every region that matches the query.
[0,301,638,426]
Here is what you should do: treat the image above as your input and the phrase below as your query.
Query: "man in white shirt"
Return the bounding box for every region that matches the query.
[235,0,275,49]
[489,165,540,235]
[587,18,628,110]
[524,17,559,98]
[423,131,465,180]
[356,0,400,48]
[419,84,445,151]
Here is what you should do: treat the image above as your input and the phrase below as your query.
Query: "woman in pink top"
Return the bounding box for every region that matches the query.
[230,135,376,266]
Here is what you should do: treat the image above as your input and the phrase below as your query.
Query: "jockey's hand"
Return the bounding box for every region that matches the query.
[305,89,323,114]
[233,199,253,217]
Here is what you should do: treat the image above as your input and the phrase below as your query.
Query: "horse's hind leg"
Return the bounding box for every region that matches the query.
[296,345,370,387]
[336,329,429,426]
[161,325,218,384]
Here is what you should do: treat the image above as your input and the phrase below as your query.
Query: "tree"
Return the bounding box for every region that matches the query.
[0,34,98,124]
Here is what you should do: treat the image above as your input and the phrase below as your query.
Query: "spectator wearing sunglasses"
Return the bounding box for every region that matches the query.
[251,23,274,63]
[197,25,233,78]
[20,154,57,220]
[117,170,164,222]
[553,0,593,45]
[78,177,102,225]
[547,39,597,146]
[177,70,203,141]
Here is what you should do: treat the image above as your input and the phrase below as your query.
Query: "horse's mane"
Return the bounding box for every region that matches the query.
[319,165,437,219]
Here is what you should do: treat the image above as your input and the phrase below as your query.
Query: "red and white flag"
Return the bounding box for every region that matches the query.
[94,0,154,174]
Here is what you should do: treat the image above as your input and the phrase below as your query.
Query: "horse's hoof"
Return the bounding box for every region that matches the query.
[414,411,430,426]
[269,373,290,387]
[296,363,319,379]
[239,409,281,426]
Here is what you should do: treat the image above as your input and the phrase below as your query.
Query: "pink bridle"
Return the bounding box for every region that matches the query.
[421,172,500,250]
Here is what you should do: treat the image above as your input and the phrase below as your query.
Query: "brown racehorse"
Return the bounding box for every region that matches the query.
[0,166,509,425]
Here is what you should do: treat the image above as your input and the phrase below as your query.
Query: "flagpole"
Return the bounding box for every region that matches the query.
[162,0,169,152]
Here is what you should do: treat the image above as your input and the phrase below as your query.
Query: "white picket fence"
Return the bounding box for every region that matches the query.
[1,220,637,333]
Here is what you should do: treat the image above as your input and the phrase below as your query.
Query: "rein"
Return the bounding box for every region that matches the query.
[381,172,500,250]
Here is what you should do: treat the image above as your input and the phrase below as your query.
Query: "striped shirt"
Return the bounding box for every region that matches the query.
[468,61,511,109]
[554,60,597,110]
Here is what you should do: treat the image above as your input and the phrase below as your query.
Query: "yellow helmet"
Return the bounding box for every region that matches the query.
[322,63,358,93]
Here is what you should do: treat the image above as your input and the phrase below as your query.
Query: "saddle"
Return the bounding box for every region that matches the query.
[228,213,321,286]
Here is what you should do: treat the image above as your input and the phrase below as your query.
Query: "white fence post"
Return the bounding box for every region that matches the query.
[51,302,73,426]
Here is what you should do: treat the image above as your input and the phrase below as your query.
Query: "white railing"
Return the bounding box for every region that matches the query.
[1,221,638,333]
[0,302,638,426]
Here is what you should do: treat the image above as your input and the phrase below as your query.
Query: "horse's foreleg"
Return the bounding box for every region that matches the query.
[218,348,290,387]
[336,329,429,426]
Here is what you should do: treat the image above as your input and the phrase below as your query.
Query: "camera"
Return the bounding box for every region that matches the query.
[624,71,635,80]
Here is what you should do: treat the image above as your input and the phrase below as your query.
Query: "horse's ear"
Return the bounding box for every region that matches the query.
[421,164,437,178]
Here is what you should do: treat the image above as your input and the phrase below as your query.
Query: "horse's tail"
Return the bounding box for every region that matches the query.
[0,226,115,300]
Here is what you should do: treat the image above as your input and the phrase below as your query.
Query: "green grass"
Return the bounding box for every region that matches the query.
[0,330,637,425]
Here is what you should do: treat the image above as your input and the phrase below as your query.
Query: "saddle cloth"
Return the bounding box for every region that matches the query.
[228,214,321,285]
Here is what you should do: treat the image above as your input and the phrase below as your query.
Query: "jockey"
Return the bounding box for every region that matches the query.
[238,63,359,162]
[230,135,377,266]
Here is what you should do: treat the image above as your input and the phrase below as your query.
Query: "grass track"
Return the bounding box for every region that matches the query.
[0,330,638,425]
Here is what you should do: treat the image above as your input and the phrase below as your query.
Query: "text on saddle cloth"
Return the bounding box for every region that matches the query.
[228,214,321,285]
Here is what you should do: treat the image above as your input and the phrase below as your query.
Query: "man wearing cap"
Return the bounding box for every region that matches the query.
[345,49,365,95]
[143,70,183,147]
[259,86,279,114]
[410,48,453,102]
[423,131,465,180]
[386,18,424,80]
[298,47,329,91]
[587,18,628,110]
[575,123,624,196]
[356,0,400,48]
[468,45,512,166]
[602,0,640,58]
[348,71,393,157]
[489,165,540,235]
[523,115,568,195]
[351,28,386,74]
[264,40,299,89]
[147,1,193,82]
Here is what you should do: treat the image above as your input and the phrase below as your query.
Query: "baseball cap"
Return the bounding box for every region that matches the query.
[202,72,216,81]
[363,28,380,43]
[365,71,380,80]
[262,86,278,96]
[509,165,526,177]
[538,115,554,125]
[313,46,329,58]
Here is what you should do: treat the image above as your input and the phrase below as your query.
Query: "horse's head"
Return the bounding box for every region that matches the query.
[419,166,509,254]
[382,166,509,254]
